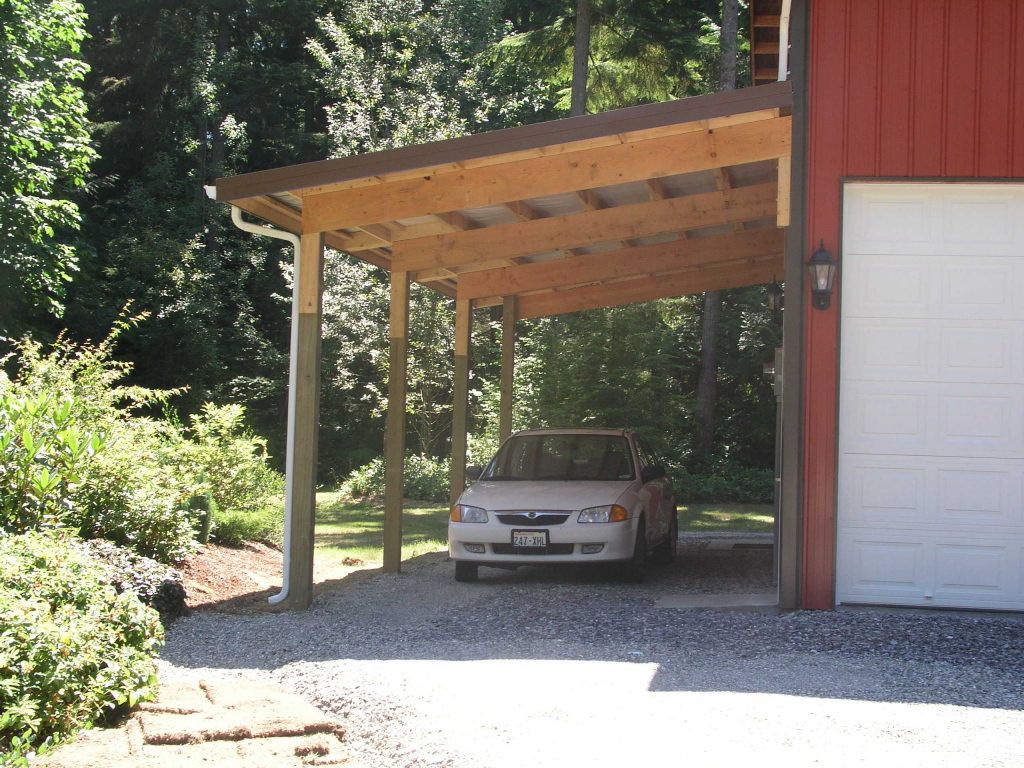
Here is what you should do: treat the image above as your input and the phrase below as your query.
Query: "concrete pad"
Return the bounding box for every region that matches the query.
[655,592,778,610]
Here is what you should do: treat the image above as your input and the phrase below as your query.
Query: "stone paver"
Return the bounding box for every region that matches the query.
[37,678,355,767]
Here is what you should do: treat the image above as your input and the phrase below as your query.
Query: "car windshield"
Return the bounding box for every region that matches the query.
[482,434,635,482]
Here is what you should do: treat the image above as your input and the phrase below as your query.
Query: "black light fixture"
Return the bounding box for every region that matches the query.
[766,278,784,324]
[806,240,838,310]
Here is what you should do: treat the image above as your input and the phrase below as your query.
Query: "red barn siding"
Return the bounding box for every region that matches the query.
[803,0,1024,608]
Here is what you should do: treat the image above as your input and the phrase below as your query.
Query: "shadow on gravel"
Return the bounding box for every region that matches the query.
[163,544,1024,711]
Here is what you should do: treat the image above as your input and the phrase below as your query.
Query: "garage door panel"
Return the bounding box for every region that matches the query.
[836,535,929,601]
[843,254,1024,320]
[837,533,1024,609]
[934,543,1013,600]
[842,318,1024,383]
[840,463,927,525]
[840,381,1024,458]
[942,194,1016,244]
[839,183,1024,611]
[940,262,1016,318]
[936,469,1014,524]
[844,183,1024,257]
[840,456,1024,529]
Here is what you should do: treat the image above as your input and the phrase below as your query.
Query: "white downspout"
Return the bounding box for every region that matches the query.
[206,186,300,606]
[778,0,793,82]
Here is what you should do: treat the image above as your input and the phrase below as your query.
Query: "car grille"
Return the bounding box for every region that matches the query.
[491,543,575,555]
[495,512,572,526]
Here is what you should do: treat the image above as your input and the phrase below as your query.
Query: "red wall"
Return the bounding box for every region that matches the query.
[803,0,1024,608]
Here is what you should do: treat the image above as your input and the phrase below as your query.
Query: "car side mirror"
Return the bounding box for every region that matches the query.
[641,465,666,484]
[466,465,483,482]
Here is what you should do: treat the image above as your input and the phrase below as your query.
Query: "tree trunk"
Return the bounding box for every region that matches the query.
[570,0,591,117]
[694,0,739,457]
[718,0,739,92]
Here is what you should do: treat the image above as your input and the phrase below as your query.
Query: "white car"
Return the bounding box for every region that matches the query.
[448,428,677,583]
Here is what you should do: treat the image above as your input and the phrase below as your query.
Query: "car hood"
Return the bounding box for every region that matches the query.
[458,480,634,512]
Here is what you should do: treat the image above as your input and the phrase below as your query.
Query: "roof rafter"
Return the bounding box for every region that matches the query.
[392,182,778,273]
[513,255,784,319]
[457,228,784,301]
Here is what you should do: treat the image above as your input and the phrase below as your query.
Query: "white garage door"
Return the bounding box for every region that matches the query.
[837,183,1024,611]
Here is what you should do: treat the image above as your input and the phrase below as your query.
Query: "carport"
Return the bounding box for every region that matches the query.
[211,81,798,611]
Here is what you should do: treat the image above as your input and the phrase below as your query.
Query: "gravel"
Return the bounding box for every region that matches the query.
[163,541,1024,767]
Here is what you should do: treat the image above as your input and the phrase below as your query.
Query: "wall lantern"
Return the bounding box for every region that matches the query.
[806,240,838,310]
[766,279,784,324]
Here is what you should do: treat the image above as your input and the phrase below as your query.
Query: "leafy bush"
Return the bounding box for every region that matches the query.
[179,403,283,517]
[0,531,163,763]
[1,316,285,563]
[0,391,106,534]
[210,504,283,548]
[673,462,774,504]
[342,454,451,503]
[74,539,186,626]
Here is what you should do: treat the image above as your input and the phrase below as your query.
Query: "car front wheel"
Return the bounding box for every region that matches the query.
[619,520,647,584]
[654,511,678,565]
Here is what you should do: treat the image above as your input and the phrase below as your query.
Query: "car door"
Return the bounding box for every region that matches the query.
[632,437,659,544]
[638,437,671,542]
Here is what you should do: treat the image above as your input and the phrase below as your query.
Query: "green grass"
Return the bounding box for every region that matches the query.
[315,491,449,566]
[313,494,775,565]
[677,502,775,533]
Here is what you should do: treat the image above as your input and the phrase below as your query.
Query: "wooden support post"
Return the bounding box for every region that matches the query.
[499,296,516,444]
[383,271,410,574]
[282,232,324,610]
[450,299,472,506]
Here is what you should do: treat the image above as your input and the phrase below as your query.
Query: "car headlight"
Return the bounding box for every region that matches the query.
[577,504,628,523]
[450,504,488,523]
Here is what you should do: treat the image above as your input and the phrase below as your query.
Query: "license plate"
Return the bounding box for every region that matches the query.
[512,530,548,548]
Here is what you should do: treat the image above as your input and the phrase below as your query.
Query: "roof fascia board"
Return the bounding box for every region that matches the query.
[216,82,793,202]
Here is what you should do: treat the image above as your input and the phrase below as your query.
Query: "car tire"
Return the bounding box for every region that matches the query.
[619,520,647,584]
[654,511,678,565]
[454,561,478,583]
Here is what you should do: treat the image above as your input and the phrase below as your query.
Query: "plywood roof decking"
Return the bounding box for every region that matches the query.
[216,82,793,316]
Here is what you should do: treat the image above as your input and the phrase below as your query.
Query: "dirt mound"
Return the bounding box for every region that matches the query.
[182,542,285,611]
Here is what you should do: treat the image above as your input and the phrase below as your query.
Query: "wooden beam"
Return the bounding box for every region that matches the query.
[645,179,669,200]
[393,182,778,273]
[777,156,792,227]
[457,228,785,301]
[301,116,792,231]
[281,232,324,610]
[450,299,472,506]
[383,271,410,574]
[712,167,745,233]
[499,296,516,444]
[517,255,784,319]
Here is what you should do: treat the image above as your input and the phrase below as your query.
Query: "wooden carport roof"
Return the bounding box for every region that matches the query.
[215,81,793,319]
[214,81,794,609]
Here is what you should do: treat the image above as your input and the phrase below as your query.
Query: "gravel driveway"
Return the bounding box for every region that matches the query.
[163,540,1024,767]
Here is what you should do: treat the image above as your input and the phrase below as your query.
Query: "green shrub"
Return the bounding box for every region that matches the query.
[68,417,197,564]
[74,539,186,626]
[0,531,163,763]
[180,404,283,517]
[342,454,450,503]
[210,504,283,548]
[673,462,774,504]
[2,317,285,564]
[0,391,107,534]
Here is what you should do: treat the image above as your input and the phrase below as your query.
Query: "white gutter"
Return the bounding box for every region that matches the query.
[778,0,793,81]
[206,186,300,606]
